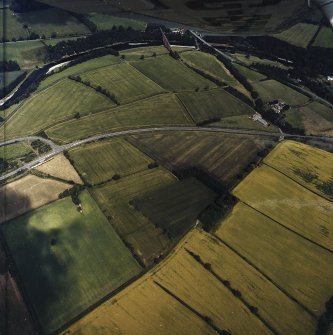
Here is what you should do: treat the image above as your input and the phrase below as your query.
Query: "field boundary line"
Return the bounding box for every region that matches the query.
[263,162,333,203]
[213,233,318,319]
[153,281,227,334]
[185,248,280,335]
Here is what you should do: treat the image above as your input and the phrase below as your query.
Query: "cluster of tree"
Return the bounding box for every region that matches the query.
[9,0,50,12]
[316,297,333,335]
[69,12,97,33]
[0,158,9,173]
[224,86,254,106]
[0,60,20,72]
[0,71,27,99]
[58,184,85,206]
[31,140,51,154]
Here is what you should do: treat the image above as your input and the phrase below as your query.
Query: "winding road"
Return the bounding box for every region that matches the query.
[1,126,333,182]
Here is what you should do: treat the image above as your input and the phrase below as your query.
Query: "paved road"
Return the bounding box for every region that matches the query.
[2,125,333,182]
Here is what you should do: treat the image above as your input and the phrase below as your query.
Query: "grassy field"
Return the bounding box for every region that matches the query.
[91,168,176,265]
[0,40,46,68]
[181,50,235,83]
[2,78,114,138]
[63,229,275,335]
[134,177,217,238]
[0,174,70,223]
[69,138,153,185]
[1,190,141,334]
[251,79,309,105]
[233,64,267,82]
[264,140,333,200]
[0,141,33,160]
[192,230,316,335]
[80,62,165,104]
[273,23,318,48]
[177,88,252,122]
[17,8,89,38]
[216,202,333,317]
[233,164,333,251]
[38,54,121,90]
[313,26,333,48]
[0,70,25,90]
[0,9,28,40]
[131,54,215,91]
[129,131,275,185]
[35,153,83,184]
[46,93,193,143]
[89,13,146,31]
[234,53,290,70]
[210,115,279,132]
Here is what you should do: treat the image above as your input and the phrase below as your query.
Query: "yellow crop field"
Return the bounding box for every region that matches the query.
[216,202,333,317]
[0,175,71,223]
[233,164,333,251]
[35,153,83,185]
[264,140,333,200]
[62,229,275,335]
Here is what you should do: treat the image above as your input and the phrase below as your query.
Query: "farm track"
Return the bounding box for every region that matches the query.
[1,125,333,182]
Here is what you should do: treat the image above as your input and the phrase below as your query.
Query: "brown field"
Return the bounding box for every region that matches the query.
[129,132,276,185]
[0,175,71,223]
[0,242,36,335]
[35,154,83,185]
[63,229,279,335]
[91,168,177,265]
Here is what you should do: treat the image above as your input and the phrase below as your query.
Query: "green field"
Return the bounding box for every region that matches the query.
[234,64,267,82]
[313,26,333,48]
[264,140,333,201]
[217,202,333,316]
[129,132,275,185]
[181,50,235,83]
[91,168,176,265]
[38,54,121,90]
[234,53,290,70]
[0,141,33,160]
[46,94,193,143]
[0,70,25,90]
[131,54,215,91]
[177,88,253,122]
[273,23,318,48]
[1,78,114,138]
[233,164,333,251]
[1,190,141,333]
[0,40,46,68]
[134,177,217,238]
[0,9,28,41]
[80,62,164,104]
[69,138,153,185]
[251,79,309,105]
[89,13,146,31]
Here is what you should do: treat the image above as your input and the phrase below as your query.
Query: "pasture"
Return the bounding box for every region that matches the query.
[313,26,333,48]
[80,62,164,104]
[232,164,333,251]
[234,53,290,70]
[251,79,309,105]
[35,153,83,184]
[264,140,333,200]
[91,168,176,265]
[0,9,28,41]
[2,78,114,138]
[69,138,153,185]
[273,23,318,48]
[134,177,217,238]
[216,202,333,316]
[233,64,267,82]
[1,191,141,334]
[181,50,235,83]
[129,131,275,185]
[0,174,71,223]
[131,54,215,91]
[0,141,34,160]
[89,13,146,31]
[177,88,252,122]
[46,93,193,143]
[0,70,26,91]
